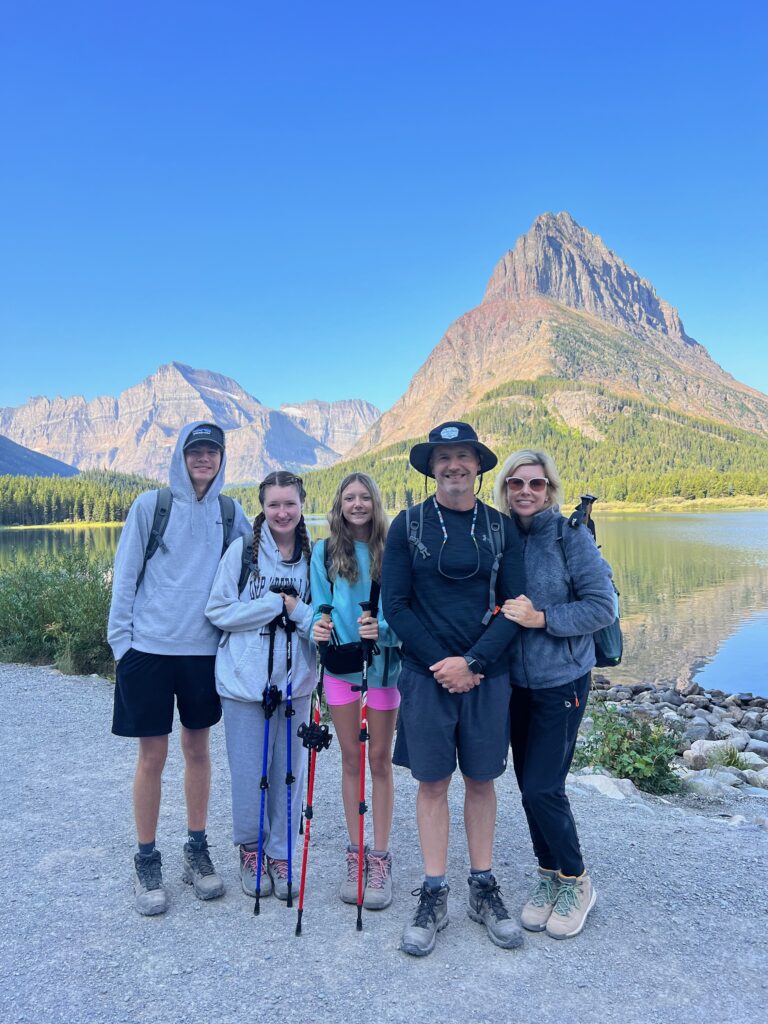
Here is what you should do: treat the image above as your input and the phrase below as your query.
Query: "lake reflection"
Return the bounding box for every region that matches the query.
[2,512,767,695]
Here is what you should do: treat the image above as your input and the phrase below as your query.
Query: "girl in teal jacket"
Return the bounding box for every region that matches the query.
[311,472,401,910]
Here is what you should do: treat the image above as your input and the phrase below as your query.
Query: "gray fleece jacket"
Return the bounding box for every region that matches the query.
[205,525,315,703]
[510,505,616,689]
[107,421,251,661]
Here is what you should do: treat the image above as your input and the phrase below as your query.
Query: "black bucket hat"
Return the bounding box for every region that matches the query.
[183,423,225,452]
[409,421,497,478]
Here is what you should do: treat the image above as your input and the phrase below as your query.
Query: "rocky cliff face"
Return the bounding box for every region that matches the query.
[0,435,79,477]
[280,399,380,456]
[0,363,376,483]
[355,212,768,453]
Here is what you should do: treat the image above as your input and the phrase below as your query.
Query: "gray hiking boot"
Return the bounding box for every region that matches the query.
[363,851,393,910]
[239,845,272,898]
[467,875,524,949]
[340,845,367,905]
[181,839,225,900]
[133,850,168,916]
[546,872,597,939]
[266,856,293,901]
[401,884,449,957]
[521,867,560,932]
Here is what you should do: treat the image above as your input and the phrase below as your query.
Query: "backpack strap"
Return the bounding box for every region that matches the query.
[555,516,576,599]
[323,538,334,594]
[238,537,255,595]
[406,500,430,565]
[218,494,236,555]
[136,487,172,591]
[481,503,505,625]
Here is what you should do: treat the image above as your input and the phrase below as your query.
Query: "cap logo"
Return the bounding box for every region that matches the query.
[192,427,212,437]
[440,426,459,440]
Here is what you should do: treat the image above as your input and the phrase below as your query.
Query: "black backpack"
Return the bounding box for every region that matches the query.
[136,487,237,590]
[405,498,505,626]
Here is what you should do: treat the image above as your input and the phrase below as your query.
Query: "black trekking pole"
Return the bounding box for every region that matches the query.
[295,604,334,936]
[353,600,374,932]
[254,636,282,916]
[284,611,297,908]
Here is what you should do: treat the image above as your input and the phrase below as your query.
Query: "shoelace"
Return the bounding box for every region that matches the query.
[551,879,580,917]
[366,854,390,889]
[410,886,444,927]
[187,842,216,877]
[240,849,260,875]
[529,876,557,908]
[345,849,360,882]
[136,853,162,891]
[474,881,510,920]
[268,857,289,880]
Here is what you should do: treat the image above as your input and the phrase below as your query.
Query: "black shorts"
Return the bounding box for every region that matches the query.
[393,664,511,782]
[111,648,221,737]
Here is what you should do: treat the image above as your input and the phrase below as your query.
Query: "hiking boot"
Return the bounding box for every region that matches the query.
[545,872,597,939]
[239,846,272,898]
[133,850,167,916]
[401,884,449,957]
[181,839,225,900]
[521,867,560,932]
[467,875,524,949]
[363,851,392,910]
[266,856,293,901]
[340,845,368,905]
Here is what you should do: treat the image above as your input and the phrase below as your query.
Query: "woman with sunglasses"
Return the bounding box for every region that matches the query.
[493,449,615,941]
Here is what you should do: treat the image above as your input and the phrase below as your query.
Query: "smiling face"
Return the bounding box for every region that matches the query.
[431,444,481,506]
[262,484,303,541]
[340,479,374,538]
[184,443,222,497]
[506,463,550,520]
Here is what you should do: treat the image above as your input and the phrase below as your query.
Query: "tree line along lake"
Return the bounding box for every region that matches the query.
[2,510,767,698]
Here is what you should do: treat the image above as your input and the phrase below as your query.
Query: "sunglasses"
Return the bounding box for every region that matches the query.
[506,476,549,493]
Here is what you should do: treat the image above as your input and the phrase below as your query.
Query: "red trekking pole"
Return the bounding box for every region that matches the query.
[355,600,374,932]
[295,605,333,936]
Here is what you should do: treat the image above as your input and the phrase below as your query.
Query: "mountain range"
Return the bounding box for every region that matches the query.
[0,364,380,483]
[0,435,79,477]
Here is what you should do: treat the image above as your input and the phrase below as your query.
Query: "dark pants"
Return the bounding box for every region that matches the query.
[510,673,590,877]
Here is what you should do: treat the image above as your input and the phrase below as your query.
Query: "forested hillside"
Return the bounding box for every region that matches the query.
[0,471,160,526]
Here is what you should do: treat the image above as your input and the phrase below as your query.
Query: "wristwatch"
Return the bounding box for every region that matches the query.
[463,655,483,675]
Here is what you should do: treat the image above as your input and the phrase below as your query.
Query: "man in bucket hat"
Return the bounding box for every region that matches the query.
[382,421,526,956]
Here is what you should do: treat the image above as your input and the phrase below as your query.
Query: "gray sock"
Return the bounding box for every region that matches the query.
[137,840,156,857]
[425,874,446,891]
[469,868,493,884]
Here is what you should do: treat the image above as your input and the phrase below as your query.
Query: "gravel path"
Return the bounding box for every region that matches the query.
[2,662,766,1024]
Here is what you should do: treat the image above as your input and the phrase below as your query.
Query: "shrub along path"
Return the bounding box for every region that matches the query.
[2,662,766,1024]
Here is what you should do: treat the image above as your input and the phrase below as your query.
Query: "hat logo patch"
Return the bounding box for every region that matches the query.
[192,427,212,437]
[440,426,459,439]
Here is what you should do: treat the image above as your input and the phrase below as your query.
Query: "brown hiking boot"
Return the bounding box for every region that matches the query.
[545,872,597,939]
[521,867,559,932]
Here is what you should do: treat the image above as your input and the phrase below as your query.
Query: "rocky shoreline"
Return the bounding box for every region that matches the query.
[586,675,768,813]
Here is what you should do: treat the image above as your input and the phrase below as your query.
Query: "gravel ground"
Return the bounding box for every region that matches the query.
[2,662,766,1024]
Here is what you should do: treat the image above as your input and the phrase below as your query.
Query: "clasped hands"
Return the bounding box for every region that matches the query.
[430,656,483,694]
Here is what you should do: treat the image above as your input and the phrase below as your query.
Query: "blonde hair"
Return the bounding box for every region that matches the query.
[326,473,389,584]
[493,449,564,515]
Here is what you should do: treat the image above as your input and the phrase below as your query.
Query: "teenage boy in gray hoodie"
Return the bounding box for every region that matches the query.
[108,421,251,915]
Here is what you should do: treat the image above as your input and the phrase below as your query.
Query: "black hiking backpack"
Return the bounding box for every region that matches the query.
[136,487,238,590]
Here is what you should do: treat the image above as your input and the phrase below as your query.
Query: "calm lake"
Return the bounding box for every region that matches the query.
[2,511,767,697]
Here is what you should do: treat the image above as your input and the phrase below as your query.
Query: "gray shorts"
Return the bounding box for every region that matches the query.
[393,664,511,782]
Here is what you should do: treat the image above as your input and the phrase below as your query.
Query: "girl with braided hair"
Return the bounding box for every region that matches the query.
[205,471,315,901]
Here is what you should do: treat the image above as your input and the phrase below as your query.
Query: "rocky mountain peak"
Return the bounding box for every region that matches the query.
[483,211,697,345]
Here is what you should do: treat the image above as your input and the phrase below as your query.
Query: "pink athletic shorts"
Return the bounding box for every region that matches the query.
[323,673,401,711]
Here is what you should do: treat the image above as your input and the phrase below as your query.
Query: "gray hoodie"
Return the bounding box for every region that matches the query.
[205,524,315,702]
[510,505,616,689]
[107,421,251,661]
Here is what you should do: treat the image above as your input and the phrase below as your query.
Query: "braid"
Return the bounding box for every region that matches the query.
[250,512,266,585]
[297,514,313,602]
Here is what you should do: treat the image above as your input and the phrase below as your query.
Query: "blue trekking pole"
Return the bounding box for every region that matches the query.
[284,610,297,908]
[254,656,282,916]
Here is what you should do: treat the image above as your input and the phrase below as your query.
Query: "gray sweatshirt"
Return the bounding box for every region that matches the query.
[107,421,251,661]
[510,505,616,689]
[205,525,315,703]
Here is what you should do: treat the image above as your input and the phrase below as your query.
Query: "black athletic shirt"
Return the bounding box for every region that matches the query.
[381,499,525,676]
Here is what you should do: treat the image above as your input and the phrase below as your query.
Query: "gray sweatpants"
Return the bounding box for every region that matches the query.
[221,694,312,859]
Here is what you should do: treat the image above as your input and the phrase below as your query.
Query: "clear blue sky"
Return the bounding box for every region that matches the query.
[1,1,766,413]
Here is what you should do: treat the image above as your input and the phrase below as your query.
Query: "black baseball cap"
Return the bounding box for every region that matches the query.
[409,421,497,478]
[183,423,225,452]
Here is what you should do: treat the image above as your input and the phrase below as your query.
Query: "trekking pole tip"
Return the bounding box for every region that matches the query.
[295,911,303,937]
